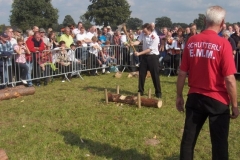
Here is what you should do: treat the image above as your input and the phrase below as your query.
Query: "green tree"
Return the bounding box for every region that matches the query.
[62,15,76,27]
[79,15,92,30]
[10,0,58,32]
[172,23,189,29]
[126,17,143,30]
[0,24,6,33]
[155,16,172,29]
[193,14,205,30]
[84,0,131,26]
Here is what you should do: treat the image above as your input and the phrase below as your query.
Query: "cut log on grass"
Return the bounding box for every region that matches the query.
[114,72,122,78]
[107,93,162,108]
[127,71,151,78]
[0,85,35,100]
[0,149,8,160]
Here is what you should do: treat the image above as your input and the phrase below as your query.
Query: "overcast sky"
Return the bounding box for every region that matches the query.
[0,0,240,26]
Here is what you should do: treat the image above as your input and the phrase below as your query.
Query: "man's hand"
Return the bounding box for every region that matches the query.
[230,106,239,119]
[176,96,184,112]
[134,52,139,56]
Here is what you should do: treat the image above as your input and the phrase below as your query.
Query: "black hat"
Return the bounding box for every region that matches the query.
[0,32,9,38]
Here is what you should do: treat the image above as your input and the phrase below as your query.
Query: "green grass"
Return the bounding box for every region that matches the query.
[0,72,240,160]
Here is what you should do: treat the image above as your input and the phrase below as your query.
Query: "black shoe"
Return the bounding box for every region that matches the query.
[156,93,162,98]
[36,83,41,87]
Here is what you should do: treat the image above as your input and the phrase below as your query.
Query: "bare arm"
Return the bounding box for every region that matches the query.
[24,44,30,54]
[131,40,140,46]
[225,75,239,119]
[176,70,188,112]
[135,49,151,56]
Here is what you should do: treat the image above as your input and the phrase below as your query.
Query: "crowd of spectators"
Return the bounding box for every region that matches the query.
[0,21,240,89]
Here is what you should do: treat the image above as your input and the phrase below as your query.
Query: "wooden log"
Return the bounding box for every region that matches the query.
[0,149,8,160]
[0,85,35,100]
[107,93,162,108]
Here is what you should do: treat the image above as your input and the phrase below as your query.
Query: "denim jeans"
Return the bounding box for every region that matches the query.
[26,61,33,86]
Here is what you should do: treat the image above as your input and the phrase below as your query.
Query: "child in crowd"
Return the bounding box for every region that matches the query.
[102,41,116,65]
[101,41,117,73]
[67,44,81,63]
[38,45,52,71]
[159,37,167,69]
[67,44,81,71]
[14,38,30,84]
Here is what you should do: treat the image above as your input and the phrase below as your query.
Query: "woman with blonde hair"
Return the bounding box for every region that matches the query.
[14,38,30,84]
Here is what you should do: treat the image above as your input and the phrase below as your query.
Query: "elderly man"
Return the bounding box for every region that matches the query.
[26,31,45,86]
[59,27,74,48]
[32,26,39,33]
[176,6,239,160]
[222,30,236,57]
[106,25,114,36]
[5,27,17,46]
[0,33,14,89]
[39,28,50,49]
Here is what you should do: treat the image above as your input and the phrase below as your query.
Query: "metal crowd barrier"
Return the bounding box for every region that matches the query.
[1,46,239,88]
[0,45,143,87]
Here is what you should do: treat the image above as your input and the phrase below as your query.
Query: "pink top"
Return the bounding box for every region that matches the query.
[14,45,26,63]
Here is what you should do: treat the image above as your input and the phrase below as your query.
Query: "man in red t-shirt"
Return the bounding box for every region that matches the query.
[176,6,239,160]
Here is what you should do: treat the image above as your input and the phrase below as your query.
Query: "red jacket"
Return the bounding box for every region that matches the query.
[26,36,45,61]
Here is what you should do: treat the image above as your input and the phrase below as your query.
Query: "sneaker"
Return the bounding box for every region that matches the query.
[21,79,27,84]
[62,79,65,82]
[135,64,139,67]
[106,71,110,74]
[36,83,41,87]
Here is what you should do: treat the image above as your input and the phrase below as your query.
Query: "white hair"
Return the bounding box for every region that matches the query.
[206,6,225,26]
[222,30,230,37]
[26,29,34,36]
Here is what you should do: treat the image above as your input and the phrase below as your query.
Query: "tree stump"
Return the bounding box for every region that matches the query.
[107,93,162,108]
[0,85,35,100]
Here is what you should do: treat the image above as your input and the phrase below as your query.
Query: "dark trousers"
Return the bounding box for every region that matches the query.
[15,62,28,80]
[138,54,161,95]
[180,93,230,160]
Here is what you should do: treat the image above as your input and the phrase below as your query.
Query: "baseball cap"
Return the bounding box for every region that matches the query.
[39,28,46,33]
[0,32,9,38]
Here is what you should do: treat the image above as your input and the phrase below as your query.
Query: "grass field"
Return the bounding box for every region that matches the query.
[0,72,240,160]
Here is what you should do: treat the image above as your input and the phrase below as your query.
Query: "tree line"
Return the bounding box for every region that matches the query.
[2,0,240,33]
